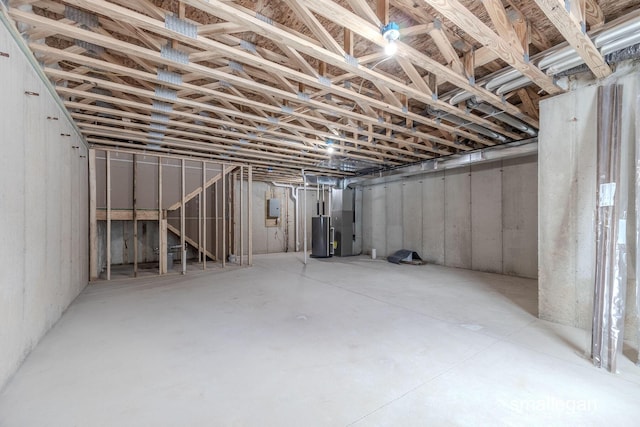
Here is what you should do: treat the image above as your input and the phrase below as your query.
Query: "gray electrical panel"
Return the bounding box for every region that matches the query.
[267,198,280,218]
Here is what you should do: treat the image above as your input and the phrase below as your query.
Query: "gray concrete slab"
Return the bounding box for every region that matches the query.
[1,253,638,426]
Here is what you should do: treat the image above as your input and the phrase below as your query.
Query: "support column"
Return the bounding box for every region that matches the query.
[89,149,97,280]
[133,154,138,277]
[222,165,226,268]
[202,160,207,270]
[248,165,253,266]
[106,151,111,280]
[181,159,186,274]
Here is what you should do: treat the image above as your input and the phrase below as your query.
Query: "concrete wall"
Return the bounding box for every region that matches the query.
[0,22,88,390]
[360,155,538,278]
[244,181,328,255]
[539,68,639,336]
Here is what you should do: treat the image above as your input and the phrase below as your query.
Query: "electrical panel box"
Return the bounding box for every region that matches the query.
[267,198,280,218]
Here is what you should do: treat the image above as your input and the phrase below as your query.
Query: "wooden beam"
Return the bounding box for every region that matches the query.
[376,0,389,23]
[295,0,540,127]
[96,210,160,221]
[166,223,216,261]
[180,159,186,274]
[202,161,207,269]
[346,0,381,26]
[533,0,611,78]
[167,171,224,211]
[20,14,506,147]
[106,151,111,281]
[421,0,561,94]
[482,0,528,58]
[396,56,433,95]
[427,21,464,74]
[133,154,138,277]
[158,158,165,274]
[517,88,539,120]
[89,149,98,280]
[248,165,252,266]
[584,0,605,29]
[222,165,226,268]
[282,0,345,56]
[344,28,354,57]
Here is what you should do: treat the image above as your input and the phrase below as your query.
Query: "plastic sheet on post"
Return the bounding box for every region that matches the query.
[592,84,627,373]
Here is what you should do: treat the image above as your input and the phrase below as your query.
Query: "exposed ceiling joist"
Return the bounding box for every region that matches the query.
[533,0,611,78]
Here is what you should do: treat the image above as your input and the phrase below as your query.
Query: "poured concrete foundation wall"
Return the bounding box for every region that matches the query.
[538,69,639,336]
[246,182,330,255]
[0,22,88,390]
[360,155,538,278]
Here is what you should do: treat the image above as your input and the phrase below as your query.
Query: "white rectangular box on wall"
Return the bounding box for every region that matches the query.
[267,198,280,218]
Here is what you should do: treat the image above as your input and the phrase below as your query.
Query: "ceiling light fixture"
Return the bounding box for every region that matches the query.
[381,22,400,56]
[326,140,335,154]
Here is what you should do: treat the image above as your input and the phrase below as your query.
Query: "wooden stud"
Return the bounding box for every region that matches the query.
[89,149,98,280]
[344,28,354,57]
[133,154,138,277]
[202,161,207,269]
[215,179,219,263]
[106,151,111,281]
[248,165,253,266]
[158,157,165,274]
[181,158,186,274]
[240,165,244,266]
[376,0,389,23]
[222,165,226,268]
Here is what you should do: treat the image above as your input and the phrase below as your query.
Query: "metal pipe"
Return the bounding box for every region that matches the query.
[485,69,523,92]
[439,113,509,142]
[496,76,532,96]
[600,32,640,56]
[537,46,576,70]
[303,169,307,264]
[272,181,299,252]
[467,101,538,136]
[594,16,640,48]
[449,90,474,105]
[345,138,537,187]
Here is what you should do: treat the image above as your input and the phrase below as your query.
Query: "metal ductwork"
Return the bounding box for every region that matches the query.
[467,100,538,137]
[435,113,509,143]
[342,138,538,187]
[445,12,640,104]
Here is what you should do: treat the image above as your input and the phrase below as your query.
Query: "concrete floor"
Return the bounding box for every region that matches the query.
[1,254,639,426]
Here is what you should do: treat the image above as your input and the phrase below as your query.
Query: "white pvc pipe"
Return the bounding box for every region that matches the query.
[303,170,307,265]
[272,182,299,252]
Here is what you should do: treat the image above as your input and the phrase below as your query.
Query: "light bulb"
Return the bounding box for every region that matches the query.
[385,40,397,56]
[327,146,335,154]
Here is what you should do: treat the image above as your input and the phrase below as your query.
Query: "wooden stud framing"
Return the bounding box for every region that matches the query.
[222,165,226,268]
[106,150,111,281]
[240,166,244,266]
[133,154,138,277]
[181,158,186,274]
[248,165,253,266]
[89,149,97,280]
[159,157,165,275]
[202,161,207,270]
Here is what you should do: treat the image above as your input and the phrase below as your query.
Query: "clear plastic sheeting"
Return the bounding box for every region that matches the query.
[592,84,627,373]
